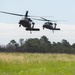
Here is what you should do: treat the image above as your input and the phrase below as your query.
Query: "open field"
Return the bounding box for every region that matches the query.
[0,53,75,75]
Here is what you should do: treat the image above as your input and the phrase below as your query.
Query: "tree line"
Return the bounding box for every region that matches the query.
[0,36,75,54]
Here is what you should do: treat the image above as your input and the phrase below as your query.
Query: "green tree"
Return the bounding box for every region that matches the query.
[40,36,52,53]
[6,39,19,52]
[61,39,70,47]
[61,39,71,53]
[25,38,41,52]
[52,42,57,53]
[72,43,75,48]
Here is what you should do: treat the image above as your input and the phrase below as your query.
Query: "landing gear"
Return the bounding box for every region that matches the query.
[32,22,35,28]
[54,23,57,29]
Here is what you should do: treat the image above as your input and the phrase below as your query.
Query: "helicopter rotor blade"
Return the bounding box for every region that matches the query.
[41,17,49,21]
[31,18,57,22]
[0,11,67,22]
[29,16,53,18]
[41,17,58,22]
[31,18,46,21]
[0,11,24,16]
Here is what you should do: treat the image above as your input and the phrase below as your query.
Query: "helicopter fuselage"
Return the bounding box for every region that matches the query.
[43,22,53,29]
[43,22,60,30]
[19,19,40,33]
[19,20,31,28]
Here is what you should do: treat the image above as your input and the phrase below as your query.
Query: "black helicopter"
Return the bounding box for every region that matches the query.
[41,17,60,33]
[0,11,40,33]
[0,10,61,33]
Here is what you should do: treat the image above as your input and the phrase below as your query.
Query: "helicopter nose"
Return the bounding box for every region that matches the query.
[42,25,45,29]
[19,20,21,24]
[43,25,46,27]
[42,25,44,27]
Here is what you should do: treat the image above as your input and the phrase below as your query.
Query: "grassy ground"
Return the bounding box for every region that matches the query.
[0,53,75,75]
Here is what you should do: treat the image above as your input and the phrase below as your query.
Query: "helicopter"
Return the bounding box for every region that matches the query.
[0,10,61,33]
[41,17,60,33]
[0,11,40,33]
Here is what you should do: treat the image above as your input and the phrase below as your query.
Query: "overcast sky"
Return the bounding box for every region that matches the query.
[0,0,75,45]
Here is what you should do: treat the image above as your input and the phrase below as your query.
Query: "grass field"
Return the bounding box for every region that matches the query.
[0,53,75,75]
